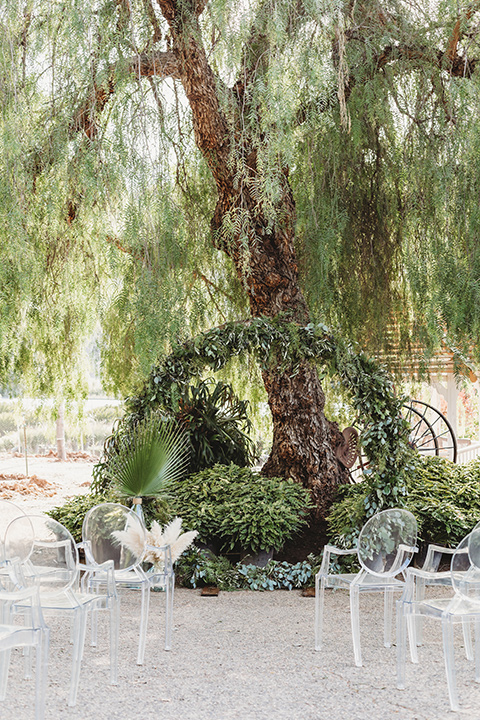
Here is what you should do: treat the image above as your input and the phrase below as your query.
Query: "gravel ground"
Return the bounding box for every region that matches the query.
[1,455,479,720]
[1,586,479,720]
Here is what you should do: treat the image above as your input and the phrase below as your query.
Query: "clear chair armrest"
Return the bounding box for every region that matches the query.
[78,559,115,574]
[406,567,440,581]
[318,544,358,575]
[422,543,455,570]
[427,544,456,555]
[323,544,358,556]
[78,559,117,596]
[398,543,418,553]
[76,540,96,565]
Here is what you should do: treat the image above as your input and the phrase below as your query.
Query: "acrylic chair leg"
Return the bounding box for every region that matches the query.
[68,610,88,707]
[34,629,49,720]
[383,588,394,648]
[350,586,362,667]
[90,605,99,647]
[463,619,473,662]
[475,618,480,683]
[314,574,325,652]
[109,599,120,685]
[165,575,174,651]
[0,649,11,700]
[442,618,460,712]
[396,599,407,690]
[137,583,150,665]
[406,611,419,664]
[23,645,33,679]
[415,577,426,646]
[23,607,34,679]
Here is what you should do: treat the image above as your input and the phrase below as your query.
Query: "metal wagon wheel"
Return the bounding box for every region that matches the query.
[345,398,457,482]
[402,399,457,463]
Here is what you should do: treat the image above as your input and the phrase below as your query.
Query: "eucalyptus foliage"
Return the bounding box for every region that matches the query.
[328,455,480,549]
[123,317,415,509]
[175,548,323,591]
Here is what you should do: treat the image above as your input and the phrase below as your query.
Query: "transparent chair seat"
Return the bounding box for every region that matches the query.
[4,514,119,707]
[413,543,473,648]
[315,508,417,667]
[397,523,480,711]
[326,572,405,590]
[81,503,174,665]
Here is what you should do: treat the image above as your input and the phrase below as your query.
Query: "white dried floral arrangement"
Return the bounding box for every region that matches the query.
[112,516,198,569]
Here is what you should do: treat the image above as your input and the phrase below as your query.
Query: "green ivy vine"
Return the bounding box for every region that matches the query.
[121,316,416,516]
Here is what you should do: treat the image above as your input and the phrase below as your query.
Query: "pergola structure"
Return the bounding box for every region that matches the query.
[376,336,480,461]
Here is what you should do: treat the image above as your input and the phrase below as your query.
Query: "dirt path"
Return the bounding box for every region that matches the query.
[0,451,95,513]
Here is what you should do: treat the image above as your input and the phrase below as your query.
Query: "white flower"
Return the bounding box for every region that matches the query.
[112,516,198,570]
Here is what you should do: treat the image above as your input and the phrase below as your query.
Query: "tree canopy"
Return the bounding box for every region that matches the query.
[2,0,480,398]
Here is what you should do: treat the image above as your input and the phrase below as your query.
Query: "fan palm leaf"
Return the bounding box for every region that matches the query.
[106,416,190,498]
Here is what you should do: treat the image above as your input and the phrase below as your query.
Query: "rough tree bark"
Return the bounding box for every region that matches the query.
[152,0,349,514]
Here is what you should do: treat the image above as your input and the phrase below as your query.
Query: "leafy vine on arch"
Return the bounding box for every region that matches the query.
[121,316,415,514]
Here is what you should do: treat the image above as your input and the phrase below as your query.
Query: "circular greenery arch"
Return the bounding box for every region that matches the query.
[124,316,415,514]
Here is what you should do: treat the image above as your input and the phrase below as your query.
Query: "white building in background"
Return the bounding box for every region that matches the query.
[378,338,480,464]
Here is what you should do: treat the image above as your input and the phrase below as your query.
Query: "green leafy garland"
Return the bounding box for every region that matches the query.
[123,316,416,515]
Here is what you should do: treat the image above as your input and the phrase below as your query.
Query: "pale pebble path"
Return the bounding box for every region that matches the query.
[0,454,478,720]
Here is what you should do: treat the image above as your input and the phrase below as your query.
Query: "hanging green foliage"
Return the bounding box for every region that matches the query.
[97,316,414,510]
[328,454,480,549]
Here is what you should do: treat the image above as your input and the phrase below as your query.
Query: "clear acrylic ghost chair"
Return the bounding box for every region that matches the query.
[0,583,49,720]
[315,507,417,666]
[0,500,28,584]
[397,523,480,711]
[80,502,174,665]
[4,514,119,707]
[0,499,27,545]
[415,542,470,649]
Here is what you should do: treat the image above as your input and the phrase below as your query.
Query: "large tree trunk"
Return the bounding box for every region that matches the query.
[211,161,349,514]
[154,0,350,514]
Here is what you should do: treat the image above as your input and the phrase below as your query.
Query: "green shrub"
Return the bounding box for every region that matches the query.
[407,455,480,545]
[327,454,480,549]
[175,547,322,590]
[172,463,312,553]
[47,489,172,543]
[47,493,113,543]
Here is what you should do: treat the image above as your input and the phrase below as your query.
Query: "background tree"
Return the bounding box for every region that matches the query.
[2,0,480,514]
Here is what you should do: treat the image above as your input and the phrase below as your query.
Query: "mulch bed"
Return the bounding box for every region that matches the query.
[0,473,58,498]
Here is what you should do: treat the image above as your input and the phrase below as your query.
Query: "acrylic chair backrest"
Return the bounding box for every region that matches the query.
[451,522,480,601]
[82,502,146,572]
[0,499,27,562]
[357,508,417,577]
[4,514,79,594]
